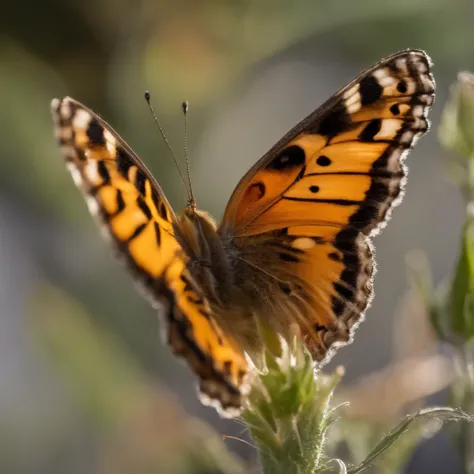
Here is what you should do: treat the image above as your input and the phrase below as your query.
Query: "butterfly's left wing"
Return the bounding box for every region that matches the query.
[51,97,248,415]
[220,50,435,362]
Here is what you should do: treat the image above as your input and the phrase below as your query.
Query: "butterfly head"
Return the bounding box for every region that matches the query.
[180,206,216,230]
[187,196,197,214]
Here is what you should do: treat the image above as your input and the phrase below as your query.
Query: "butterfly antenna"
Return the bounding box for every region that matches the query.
[144,91,190,199]
[182,100,196,211]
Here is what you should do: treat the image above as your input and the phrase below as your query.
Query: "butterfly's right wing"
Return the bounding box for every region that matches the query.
[219,51,434,363]
[51,97,248,415]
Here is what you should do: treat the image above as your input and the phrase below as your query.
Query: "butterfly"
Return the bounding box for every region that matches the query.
[51,49,435,417]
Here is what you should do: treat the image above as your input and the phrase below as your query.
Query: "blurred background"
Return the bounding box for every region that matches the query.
[1,0,474,473]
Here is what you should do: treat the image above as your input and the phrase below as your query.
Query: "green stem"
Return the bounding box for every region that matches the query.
[254,409,328,474]
[467,158,474,202]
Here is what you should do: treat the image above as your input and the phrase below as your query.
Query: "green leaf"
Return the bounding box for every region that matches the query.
[449,218,474,341]
[406,250,453,343]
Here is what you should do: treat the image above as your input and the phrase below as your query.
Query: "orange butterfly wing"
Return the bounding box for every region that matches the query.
[220,50,435,361]
[51,97,248,415]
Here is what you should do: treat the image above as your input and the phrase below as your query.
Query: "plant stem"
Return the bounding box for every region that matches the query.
[242,340,343,474]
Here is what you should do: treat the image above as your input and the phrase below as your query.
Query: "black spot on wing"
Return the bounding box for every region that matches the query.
[278,252,299,263]
[154,221,161,246]
[97,161,110,184]
[117,189,126,210]
[359,119,382,142]
[112,189,126,216]
[116,148,132,177]
[397,80,407,93]
[359,75,383,105]
[390,103,400,116]
[136,170,147,195]
[266,145,305,171]
[316,155,331,167]
[157,200,168,221]
[315,102,352,137]
[137,196,152,220]
[127,223,147,242]
[86,118,106,146]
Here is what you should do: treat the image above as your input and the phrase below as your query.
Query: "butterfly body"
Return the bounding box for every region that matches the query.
[173,210,280,359]
[51,49,435,416]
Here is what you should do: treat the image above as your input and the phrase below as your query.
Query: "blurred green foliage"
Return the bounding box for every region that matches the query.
[31,284,247,474]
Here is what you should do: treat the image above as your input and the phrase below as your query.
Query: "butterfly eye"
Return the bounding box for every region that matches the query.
[266,145,305,170]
